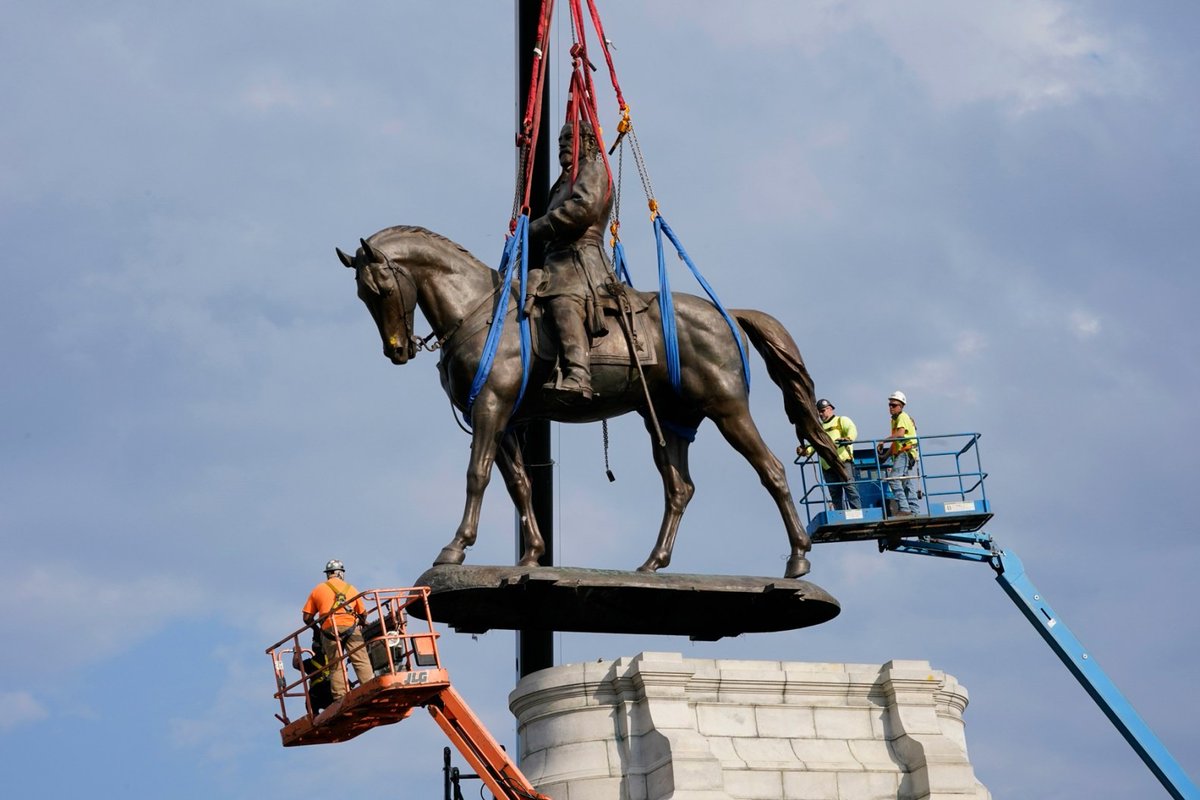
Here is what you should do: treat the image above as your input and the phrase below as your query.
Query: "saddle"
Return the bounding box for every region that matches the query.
[530,283,658,368]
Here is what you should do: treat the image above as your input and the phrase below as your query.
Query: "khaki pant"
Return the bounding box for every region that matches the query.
[321,625,374,700]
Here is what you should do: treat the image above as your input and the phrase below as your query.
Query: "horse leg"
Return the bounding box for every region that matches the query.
[636,423,696,574]
[710,407,813,579]
[435,408,505,567]
[495,430,546,567]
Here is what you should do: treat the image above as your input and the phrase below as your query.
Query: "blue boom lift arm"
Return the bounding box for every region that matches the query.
[797,432,1196,797]
[888,531,1198,800]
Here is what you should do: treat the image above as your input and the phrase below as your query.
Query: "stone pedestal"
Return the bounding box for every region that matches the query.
[510,652,990,800]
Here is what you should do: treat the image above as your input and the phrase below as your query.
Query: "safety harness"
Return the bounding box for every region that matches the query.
[322,580,360,643]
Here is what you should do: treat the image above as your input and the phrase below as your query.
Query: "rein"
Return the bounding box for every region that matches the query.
[377,255,513,359]
[423,282,510,356]
[360,228,535,428]
[385,260,421,359]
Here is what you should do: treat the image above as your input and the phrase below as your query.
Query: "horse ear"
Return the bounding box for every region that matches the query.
[336,247,355,269]
[360,238,382,263]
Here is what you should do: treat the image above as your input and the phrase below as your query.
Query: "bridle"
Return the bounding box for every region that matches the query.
[359,253,422,361]
[352,243,516,361]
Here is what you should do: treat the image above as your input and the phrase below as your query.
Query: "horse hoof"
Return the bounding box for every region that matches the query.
[785,555,811,579]
[517,554,542,567]
[637,551,669,573]
[434,546,466,567]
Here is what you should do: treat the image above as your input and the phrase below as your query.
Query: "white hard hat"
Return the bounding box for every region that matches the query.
[888,391,907,405]
[324,559,345,574]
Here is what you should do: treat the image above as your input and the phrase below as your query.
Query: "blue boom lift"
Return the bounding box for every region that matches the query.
[796,432,1198,800]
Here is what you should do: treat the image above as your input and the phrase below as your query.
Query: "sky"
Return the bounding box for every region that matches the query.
[3,1,1198,798]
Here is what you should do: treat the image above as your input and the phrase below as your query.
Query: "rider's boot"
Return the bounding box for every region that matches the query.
[545,297,593,400]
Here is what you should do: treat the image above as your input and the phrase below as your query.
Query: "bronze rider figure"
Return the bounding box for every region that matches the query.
[529,121,613,400]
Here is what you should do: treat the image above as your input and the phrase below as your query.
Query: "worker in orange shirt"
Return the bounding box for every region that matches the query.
[302,559,374,701]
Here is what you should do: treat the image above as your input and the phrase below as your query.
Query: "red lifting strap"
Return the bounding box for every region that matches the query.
[563,0,613,194]
[513,0,628,226]
[584,0,626,112]
[514,0,555,220]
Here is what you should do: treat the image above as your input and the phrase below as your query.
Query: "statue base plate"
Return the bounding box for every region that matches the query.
[414,564,840,640]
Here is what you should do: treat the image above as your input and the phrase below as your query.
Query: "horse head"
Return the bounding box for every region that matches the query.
[338,239,418,365]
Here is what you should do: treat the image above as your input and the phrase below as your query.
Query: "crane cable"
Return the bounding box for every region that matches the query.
[577,0,750,395]
[465,0,557,424]
[605,110,749,395]
[471,0,749,424]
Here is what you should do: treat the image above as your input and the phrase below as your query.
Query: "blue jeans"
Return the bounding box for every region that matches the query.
[824,462,861,510]
[887,452,919,513]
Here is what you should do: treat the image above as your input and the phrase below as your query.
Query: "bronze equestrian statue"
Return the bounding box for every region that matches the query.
[336,225,843,579]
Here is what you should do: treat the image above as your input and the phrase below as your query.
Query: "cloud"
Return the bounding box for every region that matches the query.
[170,646,264,762]
[1068,308,1102,338]
[830,545,895,588]
[653,1,853,53]
[955,331,986,357]
[1,565,206,677]
[238,74,337,114]
[0,692,48,731]
[670,0,1142,113]
[891,330,989,406]
[76,21,151,78]
[735,143,835,222]
[860,0,1141,112]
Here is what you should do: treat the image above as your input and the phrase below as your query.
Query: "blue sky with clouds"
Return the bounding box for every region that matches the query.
[3,2,1198,797]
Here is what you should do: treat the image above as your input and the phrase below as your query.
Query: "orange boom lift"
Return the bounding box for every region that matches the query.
[266,587,550,800]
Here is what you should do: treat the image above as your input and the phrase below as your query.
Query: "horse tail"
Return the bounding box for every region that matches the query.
[732,309,846,480]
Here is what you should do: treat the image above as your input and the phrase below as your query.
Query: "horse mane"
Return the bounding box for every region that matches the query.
[368,225,493,273]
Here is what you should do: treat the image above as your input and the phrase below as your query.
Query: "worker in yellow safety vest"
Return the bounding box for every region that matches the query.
[877,391,920,517]
[799,399,861,510]
[292,633,334,714]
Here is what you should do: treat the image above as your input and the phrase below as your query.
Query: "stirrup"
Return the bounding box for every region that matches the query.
[545,370,593,401]
[557,377,593,400]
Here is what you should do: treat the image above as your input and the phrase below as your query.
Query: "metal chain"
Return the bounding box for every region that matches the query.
[614,143,623,223]
[609,140,624,251]
[627,125,656,210]
[512,144,529,220]
[602,419,615,482]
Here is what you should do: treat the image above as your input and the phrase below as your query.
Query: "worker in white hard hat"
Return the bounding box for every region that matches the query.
[302,560,374,702]
[877,391,921,517]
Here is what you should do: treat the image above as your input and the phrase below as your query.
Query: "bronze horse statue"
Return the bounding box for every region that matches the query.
[336,225,842,578]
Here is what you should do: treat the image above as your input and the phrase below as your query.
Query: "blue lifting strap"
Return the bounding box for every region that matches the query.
[653,213,750,395]
[465,215,533,425]
[612,239,635,287]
